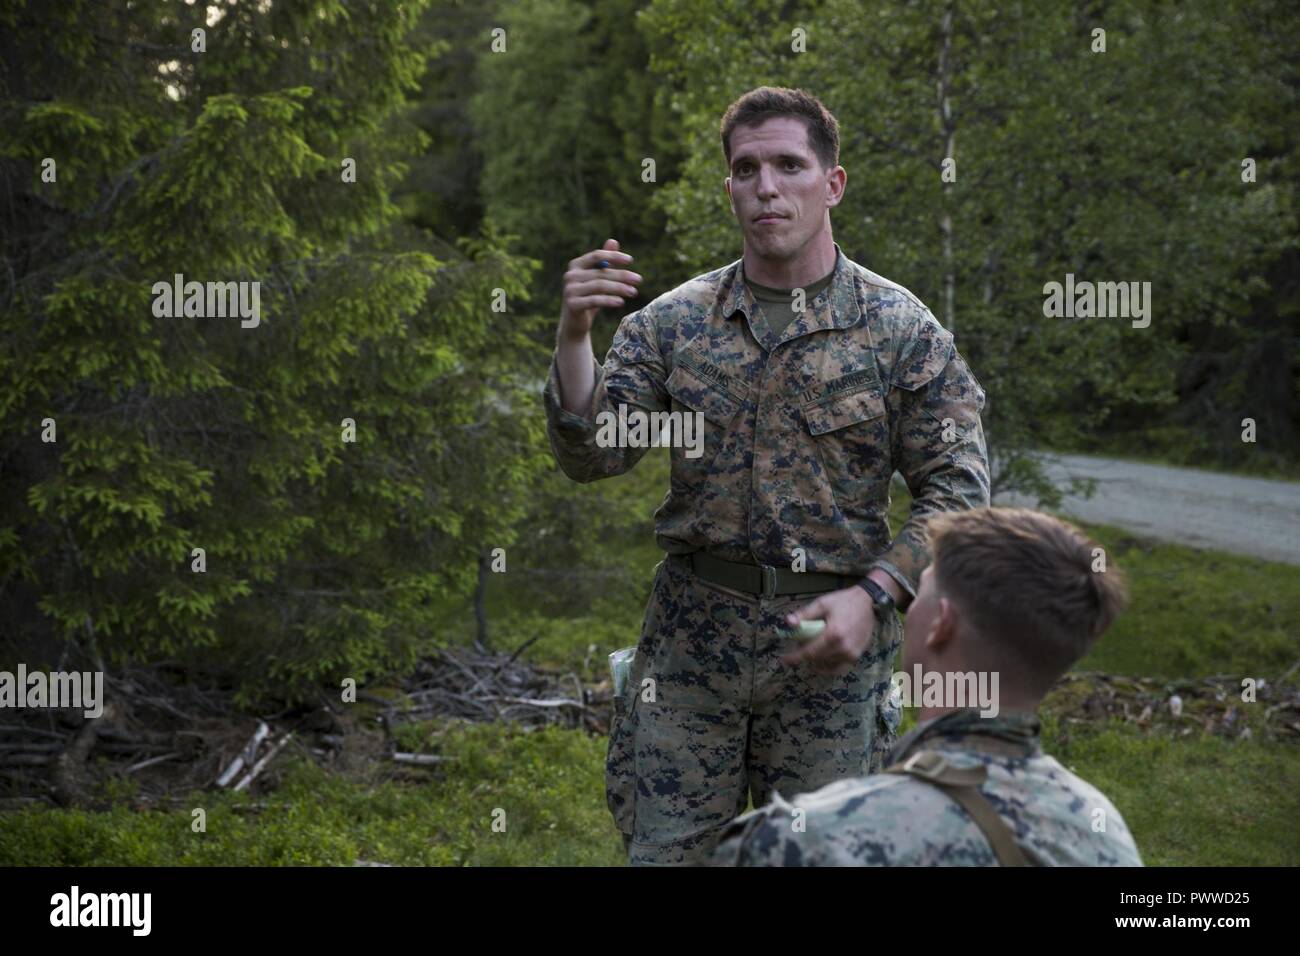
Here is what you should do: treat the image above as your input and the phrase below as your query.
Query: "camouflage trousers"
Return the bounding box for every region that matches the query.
[607,553,903,865]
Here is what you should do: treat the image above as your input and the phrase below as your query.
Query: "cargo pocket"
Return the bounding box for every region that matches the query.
[629,702,749,858]
[801,384,889,512]
[664,356,746,491]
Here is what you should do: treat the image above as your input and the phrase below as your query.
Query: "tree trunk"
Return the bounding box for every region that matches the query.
[474,551,489,651]
[937,1,957,332]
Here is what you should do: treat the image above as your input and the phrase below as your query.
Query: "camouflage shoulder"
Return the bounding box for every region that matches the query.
[1034,755,1145,865]
[606,265,717,356]
[637,260,739,348]
[852,261,934,321]
[714,774,924,866]
[708,789,801,866]
[806,769,1003,866]
[650,259,738,314]
[844,261,954,390]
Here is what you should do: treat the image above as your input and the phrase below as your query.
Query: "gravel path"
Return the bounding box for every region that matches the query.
[992,454,1300,566]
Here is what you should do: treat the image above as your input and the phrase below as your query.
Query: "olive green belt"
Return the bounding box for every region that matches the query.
[669,552,858,599]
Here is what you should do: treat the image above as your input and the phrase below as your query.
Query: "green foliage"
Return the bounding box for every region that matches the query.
[5,474,1296,865]
[2,0,1296,867]
[1042,716,1300,867]
[0,0,551,703]
[0,723,624,867]
[469,0,682,305]
[8,517,1295,866]
[1074,521,1300,680]
[638,0,1299,491]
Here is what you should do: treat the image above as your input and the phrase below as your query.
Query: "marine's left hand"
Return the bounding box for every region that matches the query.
[780,586,877,677]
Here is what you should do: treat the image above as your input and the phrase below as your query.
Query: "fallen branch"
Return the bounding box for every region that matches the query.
[0,725,69,740]
[500,634,542,669]
[0,796,53,810]
[52,705,112,807]
[216,720,269,788]
[233,732,293,792]
[391,752,450,766]
[0,743,61,753]
[482,695,587,710]
[126,752,181,775]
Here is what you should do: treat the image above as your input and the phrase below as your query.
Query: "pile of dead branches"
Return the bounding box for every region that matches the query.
[370,643,610,738]
[1050,665,1300,741]
[0,666,244,810]
[0,644,615,809]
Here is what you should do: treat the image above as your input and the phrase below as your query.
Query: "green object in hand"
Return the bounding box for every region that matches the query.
[791,619,826,641]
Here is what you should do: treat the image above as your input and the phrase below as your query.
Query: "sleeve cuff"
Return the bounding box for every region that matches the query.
[543,352,604,438]
[868,558,917,606]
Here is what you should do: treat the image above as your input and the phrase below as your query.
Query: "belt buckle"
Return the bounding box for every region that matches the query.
[760,565,778,600]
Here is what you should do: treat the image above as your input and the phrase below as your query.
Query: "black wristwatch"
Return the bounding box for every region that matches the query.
[856,576,896,615]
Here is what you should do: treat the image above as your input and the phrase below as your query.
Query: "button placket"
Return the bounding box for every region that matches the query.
[746,354,769,561]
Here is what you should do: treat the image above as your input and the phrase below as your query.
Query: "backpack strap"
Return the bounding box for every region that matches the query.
[885,750,1031,867]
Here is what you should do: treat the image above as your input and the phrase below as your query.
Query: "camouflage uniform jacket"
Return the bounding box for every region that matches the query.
[710,708,1145,866]
[542,242,989,600]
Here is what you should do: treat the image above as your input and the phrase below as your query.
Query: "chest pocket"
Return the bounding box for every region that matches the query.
[801,380,889,511]
[664,353,747,489]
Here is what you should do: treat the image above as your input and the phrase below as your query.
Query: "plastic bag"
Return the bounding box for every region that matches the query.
[608,646,637,702]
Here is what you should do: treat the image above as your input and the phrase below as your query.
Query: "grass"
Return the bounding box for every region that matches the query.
[1072,520,1299,679]
[3,455,1296,865]
[1040,712,1300,866]
[0,722,624,866]
[7,713,1292,867]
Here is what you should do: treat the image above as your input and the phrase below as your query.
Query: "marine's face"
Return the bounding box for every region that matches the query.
[725,117,842,261]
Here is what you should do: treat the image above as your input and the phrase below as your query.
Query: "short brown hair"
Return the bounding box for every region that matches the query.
[720,86,840,172]
[927,508,1129,693]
